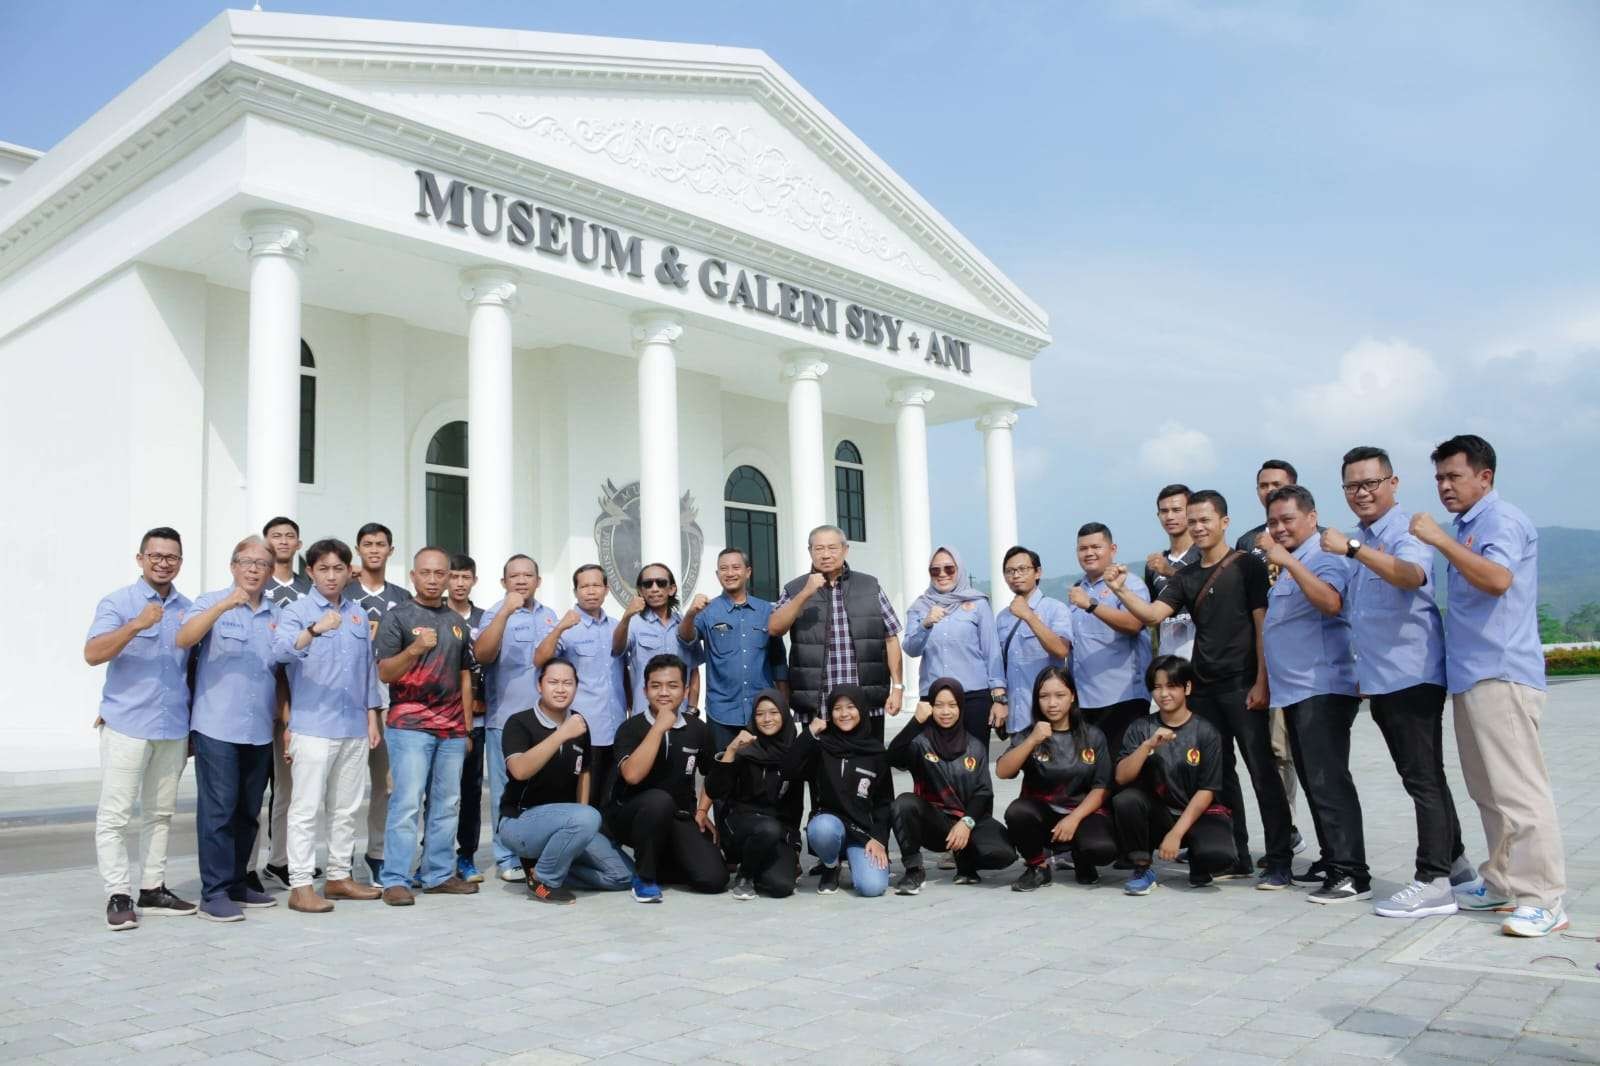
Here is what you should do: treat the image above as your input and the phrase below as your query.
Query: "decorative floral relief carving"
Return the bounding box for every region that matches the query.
[479,112,938,279]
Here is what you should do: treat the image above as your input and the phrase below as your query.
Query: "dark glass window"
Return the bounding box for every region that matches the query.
[426,420,470,556]
[834,440,866,542]
[426,420,469,467]
[724,466,779,601]
[298,340,316,485]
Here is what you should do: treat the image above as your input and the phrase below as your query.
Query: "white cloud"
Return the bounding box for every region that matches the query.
[1279,338,1444,441]
[1138,421,1218,478]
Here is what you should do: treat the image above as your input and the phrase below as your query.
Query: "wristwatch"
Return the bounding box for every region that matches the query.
[992,692,1009,705]
[960,815,976,829]
[1084,600,1098,615]
[1345,538,1362,559]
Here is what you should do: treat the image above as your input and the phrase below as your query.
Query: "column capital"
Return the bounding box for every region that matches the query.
[234,210,313,260]
[780,350,830,385]
[889,378,936,408]
[630,310,684,350]
[977,404,1020,431]
[459,266,520,308]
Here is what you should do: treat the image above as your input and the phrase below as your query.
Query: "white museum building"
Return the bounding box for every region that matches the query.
[0,11,1050,777]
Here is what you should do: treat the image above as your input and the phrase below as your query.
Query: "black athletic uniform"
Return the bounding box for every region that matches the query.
[605,710,727,892]
[1113,712,1234,876]
[1003,723,1117,876]
[703,689,802,897]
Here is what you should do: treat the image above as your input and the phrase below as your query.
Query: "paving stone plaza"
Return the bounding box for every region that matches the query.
[1,679,1596,1066]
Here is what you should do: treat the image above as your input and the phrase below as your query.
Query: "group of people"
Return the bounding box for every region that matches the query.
[85,433,1568,939]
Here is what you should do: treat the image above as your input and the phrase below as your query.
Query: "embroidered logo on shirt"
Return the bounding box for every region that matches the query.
[574,754,583,775]
[1034,750,1051,764]
[452,626,463,639]
[856,775,871,798]
[1081,748,1096,764]
[684,755,696,775]
[962,756,978,771]
[1186,747,1201,766]
[961,602,976,612]
[924,752,941,763]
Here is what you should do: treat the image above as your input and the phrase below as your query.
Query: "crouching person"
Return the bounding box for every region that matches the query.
[498,658,634,904]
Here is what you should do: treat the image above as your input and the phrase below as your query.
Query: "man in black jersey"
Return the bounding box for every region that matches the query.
[352,522,410,882]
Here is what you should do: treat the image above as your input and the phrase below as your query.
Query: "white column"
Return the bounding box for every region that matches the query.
[460,267,519,574]
[781,352,830,570]
[235,210,311,526]
[891,380,936,610]
[632,311,685,578]
[979,405,1021,602]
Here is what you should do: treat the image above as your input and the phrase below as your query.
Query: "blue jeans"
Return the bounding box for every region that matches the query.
[806,813,890,897]
[192,732,272,901]
[382,728,466,890]
[485,726,516,872]
[497,803,635,889]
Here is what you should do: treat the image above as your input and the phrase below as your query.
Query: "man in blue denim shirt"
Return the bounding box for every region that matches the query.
[678,547,787,752]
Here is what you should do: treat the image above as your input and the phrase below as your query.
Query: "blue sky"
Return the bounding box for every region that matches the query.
[4,1,1596,574]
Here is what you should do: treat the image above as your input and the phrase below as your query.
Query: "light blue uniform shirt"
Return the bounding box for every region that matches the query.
[994,590,1073,734]
[556,610,628,745]
[1263,538,1358,707]
[478,598,559,730]
[689,594,786,728]
[1443,490,1546,695]
[903,597,1005,699]
[1348,506,1445,695]
[623,610,702,716]
[190,588,279,746]
[272,589,383,740]
[1070,574,1153,709]
[86,579,192,741]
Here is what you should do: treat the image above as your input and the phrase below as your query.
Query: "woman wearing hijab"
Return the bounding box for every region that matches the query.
[782,685,894,897]
[704,689,803,900]
[997,666,1118,891]
[902,547,1007,742]
[887,677,1016,893]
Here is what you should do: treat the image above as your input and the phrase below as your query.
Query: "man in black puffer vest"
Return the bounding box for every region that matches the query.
[769,525,905,740]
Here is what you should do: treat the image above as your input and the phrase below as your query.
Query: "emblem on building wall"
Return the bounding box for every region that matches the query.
[593,479,704,607]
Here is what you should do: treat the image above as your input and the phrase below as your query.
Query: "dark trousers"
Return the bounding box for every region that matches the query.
[1190,683,1292,868]
[721,810,799,897]
[1080,699,1151,766]
[457,724,485,861]
[892,794,1015,874]
[192,732,272,902]
[706,721,741,827]
[1111,786,1234,875]
[959,690,993,744]
[586,745,614,812]
[607,789,729,892]
[1284,694,1368,884]
[1369,683,1464,882]
[1004,797,1117,870]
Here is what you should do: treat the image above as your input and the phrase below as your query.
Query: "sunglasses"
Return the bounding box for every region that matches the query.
[928,565,957,577]
[638,577,673,590]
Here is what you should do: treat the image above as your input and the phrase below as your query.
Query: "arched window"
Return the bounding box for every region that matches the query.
[425,420,469,556]
[724,465,779,601]
[299,340,316,485]
[834,440,866,542]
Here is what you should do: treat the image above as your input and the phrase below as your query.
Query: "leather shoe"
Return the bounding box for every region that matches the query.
[381,885,415,906]
[422,876,479,895]
[288,886,333,914]
[325,878,381,901]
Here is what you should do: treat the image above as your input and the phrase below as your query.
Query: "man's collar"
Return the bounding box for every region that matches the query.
[1457,489,1499,527]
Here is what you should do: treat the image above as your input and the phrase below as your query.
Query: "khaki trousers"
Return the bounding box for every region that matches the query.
[1269,707,1299,819]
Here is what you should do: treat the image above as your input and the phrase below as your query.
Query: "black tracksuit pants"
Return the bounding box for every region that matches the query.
[1284,694,1368,885]
[607,789,729,892]
[1189,683,1292,868]
[1369,683,1465,883]
[1111,786,1235,875]
[720,811,799,898]
[1004,797,1117,871]
[456,724,485,861]
[892,794,1014,874]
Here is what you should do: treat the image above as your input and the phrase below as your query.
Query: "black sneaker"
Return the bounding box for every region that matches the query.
[1188,871,1215,888]
[136,884,197,916]
[730,876,756,901]
[1217,856,1254,880]
[1308,876,1372,905]
[262,863,291,890]
[1074,864,1101,886]
[953,871,981,886]
[527,878,577,905]
[106,894,137,931]
[1256,866,1293,891]
[1293,861,1331,885]
[807,861,826,877]
[1112,858,1134,871]
[817,865,841,894]
[895,867,926,896]
[1011,865,1051,892]
[245,870,267,895]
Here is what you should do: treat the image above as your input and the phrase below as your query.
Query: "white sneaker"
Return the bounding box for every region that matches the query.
[1374,878,1457,919]
[1502,904,1569,938]
[499,865,525,883]
[1453,876,1512,912]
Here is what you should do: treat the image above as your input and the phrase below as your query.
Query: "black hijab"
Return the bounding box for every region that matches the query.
[818,684,883,758]
[924,677,972,761]
[738,688,796,767]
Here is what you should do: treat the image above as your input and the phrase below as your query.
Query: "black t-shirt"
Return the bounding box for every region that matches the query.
[499,707,589,817]
[1009,724,1113,812]
[453,603,487,708]
[374,600,469,736]
[263,573,311,607]
[609,712,709,814]
[1120,713,1224,814]
[1143,545,1201,603]
[352,579,412,641]
[1156,551,1270,686]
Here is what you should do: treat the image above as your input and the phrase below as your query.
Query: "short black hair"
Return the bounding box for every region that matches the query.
[305,538,352,568]
[413,545,450,566]
[539,657,578,682]
[1156,483,1191,505]
[1340,446,1393,477]
[503,553,539,578]
[1266,485,1316,514]
[262,516,299,537]
[643,653,688,684]
[356,522,393,546]
[1002,545,1041,570]
[717,546,751,567]
[1076,522,1112,541]
[1430,434,1497,475]
[449,553,476,575]
[573,563,606,589]
[1258,459,1298,483]
[139,527,182,553]
[1145,655,1196,692]
[1187,489,1228,517]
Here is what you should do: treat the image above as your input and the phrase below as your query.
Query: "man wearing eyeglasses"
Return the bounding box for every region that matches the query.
[1319,446,1478,920]
[769,525,904,739]
[995,545,1073,736]
[84,527,198,931]
[176,535,283,922]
